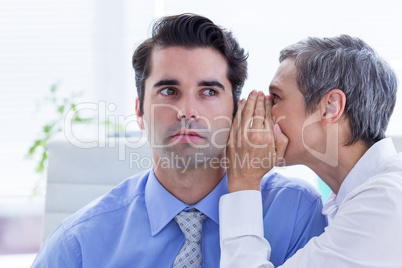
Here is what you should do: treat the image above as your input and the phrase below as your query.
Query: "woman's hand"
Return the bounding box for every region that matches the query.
[226,90,288,192]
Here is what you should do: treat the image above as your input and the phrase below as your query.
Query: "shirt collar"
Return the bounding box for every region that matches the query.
[145,171,228,236]
[324,138,397,213]
[194,173,228,225]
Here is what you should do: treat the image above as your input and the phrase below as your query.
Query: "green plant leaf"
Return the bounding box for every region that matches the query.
[27,139,44,157]
[43,124,54,133]
[50,84,58,93]
[58,105,65,114]
[36,151,48,173]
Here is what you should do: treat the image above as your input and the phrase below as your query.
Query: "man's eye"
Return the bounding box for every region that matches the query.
[160,88,177,96]
[202,89,218,96]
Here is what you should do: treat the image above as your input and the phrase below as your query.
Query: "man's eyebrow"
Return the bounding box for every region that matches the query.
[153,79,180,88]
[198,80,225,90]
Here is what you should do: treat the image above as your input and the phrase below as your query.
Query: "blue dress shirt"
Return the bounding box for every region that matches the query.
[32,170,327,267]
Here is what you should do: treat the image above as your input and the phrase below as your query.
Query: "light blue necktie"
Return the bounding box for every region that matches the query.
[173,209,206,268]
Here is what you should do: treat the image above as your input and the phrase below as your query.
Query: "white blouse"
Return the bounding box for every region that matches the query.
[220,138,402,268]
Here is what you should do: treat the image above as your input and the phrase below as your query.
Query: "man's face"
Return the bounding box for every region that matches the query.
[269,58,319,166]
[136,46,234,168]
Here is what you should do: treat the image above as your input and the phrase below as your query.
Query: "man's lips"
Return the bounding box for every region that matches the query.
[172,130,203,138]
[171,130,204,141]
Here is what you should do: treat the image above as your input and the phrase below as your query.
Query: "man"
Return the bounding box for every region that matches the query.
[220,35,402,267]
[32,14,327,267]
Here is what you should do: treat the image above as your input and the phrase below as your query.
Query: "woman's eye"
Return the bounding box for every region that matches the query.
[160,88,177,96]
[202,89,218,96]
[271,93,280,103]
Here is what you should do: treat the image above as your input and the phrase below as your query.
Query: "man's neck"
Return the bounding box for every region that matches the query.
[153,154,226,205]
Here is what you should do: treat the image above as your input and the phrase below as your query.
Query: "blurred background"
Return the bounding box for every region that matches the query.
[1,0,402,266]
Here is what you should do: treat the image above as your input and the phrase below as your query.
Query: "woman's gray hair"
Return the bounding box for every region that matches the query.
[280,34,398,145]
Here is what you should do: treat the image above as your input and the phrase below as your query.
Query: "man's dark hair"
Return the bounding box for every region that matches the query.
[280,34,398,146]
[132,13,248,115]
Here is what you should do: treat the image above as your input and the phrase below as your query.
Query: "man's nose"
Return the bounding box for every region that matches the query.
[176,95,200,121]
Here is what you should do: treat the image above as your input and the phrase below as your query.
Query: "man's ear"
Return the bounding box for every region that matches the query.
[135,98,145,130]
[320,89,346,124]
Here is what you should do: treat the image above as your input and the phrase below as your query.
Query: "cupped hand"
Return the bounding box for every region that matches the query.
[226,90,288,192]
